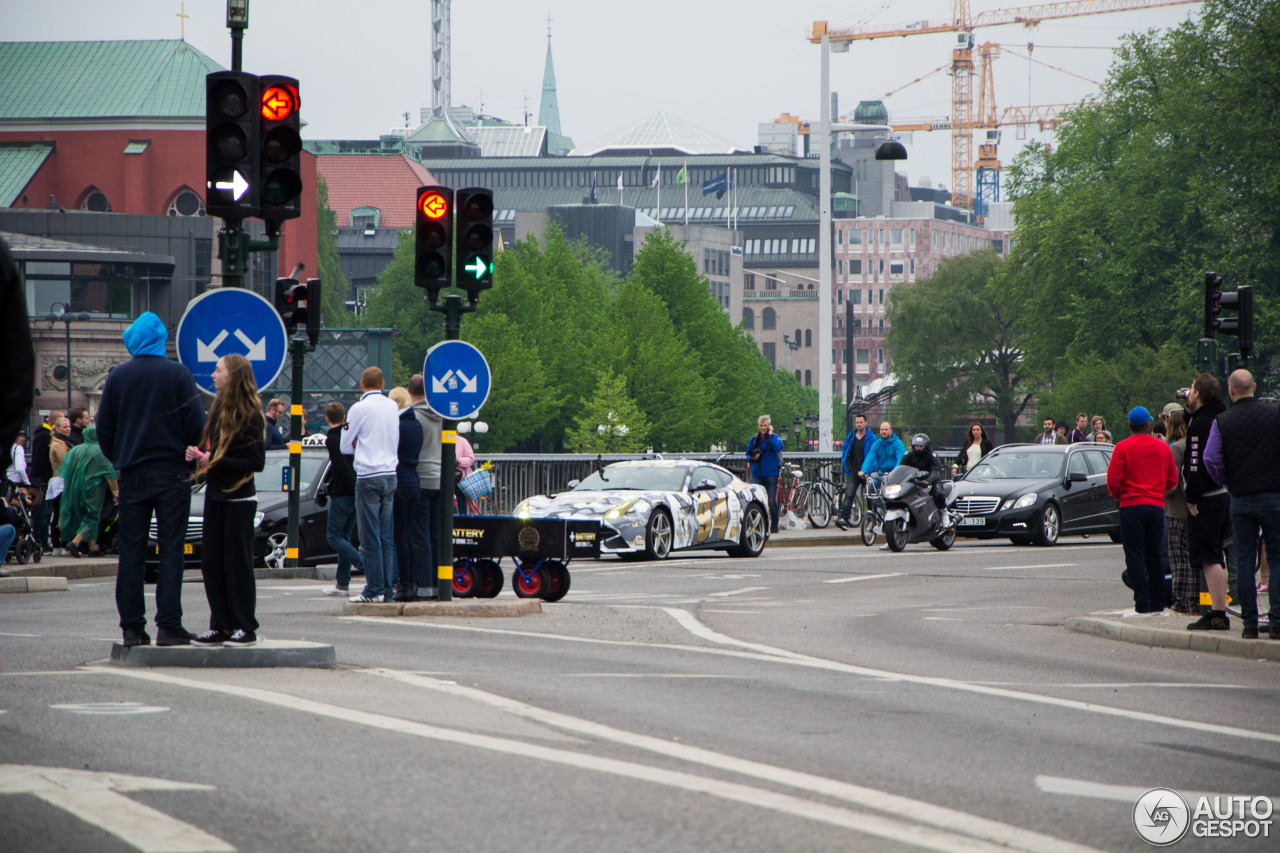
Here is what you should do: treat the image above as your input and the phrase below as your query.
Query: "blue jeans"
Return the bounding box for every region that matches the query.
[410,488,438,591]
[1229,491,1280,629]
[325,495,361,587]
[1119,504,1166,613]
[116,467,191,630]
[0,523,15,563]
[355,476,396,599]
[752,475,779,531]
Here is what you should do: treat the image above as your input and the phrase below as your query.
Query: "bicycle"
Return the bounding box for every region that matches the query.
[859,474,887,546]
[774,465,805,521]
[799,477,836,529]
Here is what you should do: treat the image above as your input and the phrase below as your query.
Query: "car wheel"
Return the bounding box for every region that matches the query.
[264,532,289,569]
[513,563,550,598]
[1034,503,1060,546]
[930,527,956,550]
[885,518,908,552]
[475,559,503,598]
[727,503,767,558]
[645,509,673,560]
[542,561,571,603]
[452,559,478,598]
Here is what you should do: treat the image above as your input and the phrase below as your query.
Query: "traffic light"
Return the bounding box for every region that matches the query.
[206,71,261,220]
[454,187,494,296]
[257,76,303,222]
[415,185,454,302]
[304,278,322,348]
[1216,285,1254,359]
[274,276,306,334]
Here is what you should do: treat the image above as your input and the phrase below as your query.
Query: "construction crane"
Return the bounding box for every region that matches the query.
[810,0,1203,211]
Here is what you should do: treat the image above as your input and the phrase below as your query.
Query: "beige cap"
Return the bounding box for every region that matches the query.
[1161,402,1183,417]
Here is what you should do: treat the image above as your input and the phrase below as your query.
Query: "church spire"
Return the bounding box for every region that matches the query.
[538,14,563,138]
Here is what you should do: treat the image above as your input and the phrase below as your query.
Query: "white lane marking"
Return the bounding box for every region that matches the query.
[367,670,1101,853]
[825,573,906,584]
[51,702,168,715]
[0,631,39,637]
[89,667,1027,853]
[0,764,232,852]
[707,587,769,598]
[702,610,758,614]
[659,609,1280,746]
[982,564,1075,571]
[1035,776,1269,816]
[974,682,1254,690]
[922,617,964,622]
[562,673,742,679]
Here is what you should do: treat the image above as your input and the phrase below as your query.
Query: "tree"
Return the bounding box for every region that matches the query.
[565,370,650,453]
[461,313,561,451]
[314,174,351,329]
[358,230,442,387]
[886,251,1035,443]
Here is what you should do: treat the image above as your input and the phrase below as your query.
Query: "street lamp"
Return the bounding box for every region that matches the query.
[45,303,91,411]
[816,29,907,453]
[792,415,803,452]
[457,419,489,451]
[804,412,820,450]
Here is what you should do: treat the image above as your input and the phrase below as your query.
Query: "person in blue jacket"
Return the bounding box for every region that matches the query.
[837,413,877,530]
[860,421,906,483]
[746,415,785,534]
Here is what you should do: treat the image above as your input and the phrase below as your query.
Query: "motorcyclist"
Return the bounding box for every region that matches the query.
[901,433,947,526]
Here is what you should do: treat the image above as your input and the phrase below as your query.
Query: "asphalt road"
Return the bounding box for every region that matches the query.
[2,536,1277,852]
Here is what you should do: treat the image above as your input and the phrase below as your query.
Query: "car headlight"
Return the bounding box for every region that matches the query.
[883,484,902,499]
[1003,493,1038,511]
[514,500,531,519]
[604,498,639,520]
[253,511,265,529]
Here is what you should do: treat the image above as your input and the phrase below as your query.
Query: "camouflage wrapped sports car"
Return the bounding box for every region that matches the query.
[512,459,770,560]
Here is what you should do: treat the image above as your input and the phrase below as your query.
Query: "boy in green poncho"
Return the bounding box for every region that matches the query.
[58,426,118,557]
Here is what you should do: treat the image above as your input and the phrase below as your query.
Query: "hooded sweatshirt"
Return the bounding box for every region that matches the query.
[96,312,206,473]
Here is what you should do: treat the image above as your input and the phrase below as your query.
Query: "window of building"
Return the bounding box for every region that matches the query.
[804,329,812,347]
[837,259,843,277]
[80,189,111,212]
[890,228,903,244]
[167,188,205,217]
[867,289,874,305]
[878,259,885,275]
[851,289,862,304]
[795,369,802,382]
[877,348,884,364]
[909,228,916,248]
[849,229,863,245]
[909,258,915,275]
[350,207,381,229]
[836,229,843,246]
[25,260,133,319]
[804,370,812,387]
[879,318,885,332]
[850,259,862,275]
[745,273,755,290]
[793,328,802,345]
[856,348,870,367]
[763,342,776,368]
[852,318,862,332]
[837,288,843,304]
[878,289,885,305]
[762,307,776,330]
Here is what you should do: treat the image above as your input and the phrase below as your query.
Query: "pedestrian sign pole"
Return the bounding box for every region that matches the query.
[285,334,310,568]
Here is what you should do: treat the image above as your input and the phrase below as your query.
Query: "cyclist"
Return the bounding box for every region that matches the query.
[860,421,904,486]
[837,413,875,530]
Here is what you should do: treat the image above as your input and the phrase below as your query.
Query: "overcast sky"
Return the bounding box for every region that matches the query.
[11,0,1202,191]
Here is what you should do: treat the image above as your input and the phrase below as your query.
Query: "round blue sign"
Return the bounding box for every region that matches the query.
[176,288,289,395]
[423,340,491,420]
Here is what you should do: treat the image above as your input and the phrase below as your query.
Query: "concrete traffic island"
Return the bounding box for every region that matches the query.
[108,639,337,668]
[0,576,69,594]
[1066,613,1280,661]
[343,599,542,618]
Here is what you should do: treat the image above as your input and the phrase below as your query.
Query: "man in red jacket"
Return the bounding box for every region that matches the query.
[1107,406,1178,615]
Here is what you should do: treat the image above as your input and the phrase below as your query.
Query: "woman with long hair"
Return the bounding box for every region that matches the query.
[955,423,993,474]
[185,354,266,647]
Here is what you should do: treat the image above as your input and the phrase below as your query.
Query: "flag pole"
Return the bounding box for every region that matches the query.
[656,164,661,225]
[683,161,689,229]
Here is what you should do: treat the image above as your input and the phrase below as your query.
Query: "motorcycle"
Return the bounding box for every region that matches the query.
[879,464,960,552]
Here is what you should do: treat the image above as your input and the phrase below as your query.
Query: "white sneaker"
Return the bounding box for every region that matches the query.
[322,586,349,597]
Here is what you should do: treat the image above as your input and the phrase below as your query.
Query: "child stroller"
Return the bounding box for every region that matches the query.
[3,488,43,565]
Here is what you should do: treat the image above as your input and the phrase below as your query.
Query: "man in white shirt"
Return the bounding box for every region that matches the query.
[341,367,400,602]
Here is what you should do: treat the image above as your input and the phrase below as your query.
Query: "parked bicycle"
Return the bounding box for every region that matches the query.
[800,476,836,529]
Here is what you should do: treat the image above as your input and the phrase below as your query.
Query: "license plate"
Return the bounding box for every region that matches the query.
[959,516,986,527]
[152,544,195,555]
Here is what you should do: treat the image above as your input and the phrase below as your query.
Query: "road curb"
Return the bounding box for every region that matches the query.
[0,576,69,594]
[8,559,117,579]
[343,599,541,617]
[766,533,851,548]
[107,639,336,668]
[1066,615,1280,661]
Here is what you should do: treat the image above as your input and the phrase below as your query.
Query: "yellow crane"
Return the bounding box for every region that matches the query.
[810,0,1203,211]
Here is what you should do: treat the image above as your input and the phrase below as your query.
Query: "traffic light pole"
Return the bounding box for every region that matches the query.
[218,222,278,290]
[430,294,476,602]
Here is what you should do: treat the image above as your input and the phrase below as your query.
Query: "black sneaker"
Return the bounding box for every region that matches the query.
[392,585,417,602]
[65,541,81,558]
[1242,626,1259,640]
[225,630,257,647]
[192,629,231,647]
[156,626,194,646]
[835,518,848,531]
[121,627,151,647]
[1186,612,1229,631]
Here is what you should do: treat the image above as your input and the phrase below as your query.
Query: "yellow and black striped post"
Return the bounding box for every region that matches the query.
[437,425,457,601]
[285,338,307,568]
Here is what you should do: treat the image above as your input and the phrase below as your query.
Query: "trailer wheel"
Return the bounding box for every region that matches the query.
[513,563,549,598]
[542,561,571,603]
[475,559,503,598]
[452,559,478,598]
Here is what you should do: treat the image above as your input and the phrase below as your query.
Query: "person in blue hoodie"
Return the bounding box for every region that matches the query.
[860,421,906,482]
[97,312,206,648]
[746,415,785,534]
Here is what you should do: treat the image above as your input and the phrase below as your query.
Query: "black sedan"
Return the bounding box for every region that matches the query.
[146,450,341,569]
[946,443,1121,545]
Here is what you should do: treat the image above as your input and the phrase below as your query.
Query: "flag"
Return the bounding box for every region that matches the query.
[701,170,732,199]
[651,167,660,188]
[676,165,687,186]
[589,173,597,203]
[618,172,624,192]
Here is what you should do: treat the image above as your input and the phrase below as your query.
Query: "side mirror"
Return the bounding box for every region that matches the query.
[567,479,580,489]
[1068,471,1087,483]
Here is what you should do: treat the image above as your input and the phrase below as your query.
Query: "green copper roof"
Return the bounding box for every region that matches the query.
[538,40,562,138]
[0,143,53,206]
[0,40,223,121]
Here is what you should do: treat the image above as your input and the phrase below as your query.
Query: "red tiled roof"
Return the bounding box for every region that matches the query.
[316,154,435,229]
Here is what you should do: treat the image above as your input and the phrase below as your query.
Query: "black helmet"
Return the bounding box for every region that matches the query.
[911,433,931,452]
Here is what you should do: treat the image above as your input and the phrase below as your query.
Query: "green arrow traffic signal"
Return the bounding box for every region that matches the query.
[463,256,488,279]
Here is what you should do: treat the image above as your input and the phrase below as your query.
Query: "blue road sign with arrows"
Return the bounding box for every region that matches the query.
[176,288,289,395]
[423,340,491,420]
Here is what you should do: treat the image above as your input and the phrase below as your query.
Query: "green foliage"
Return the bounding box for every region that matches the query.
[314,174,351,328]
[1006,0,1280,391]
[565,370,650,453]
[461,313,561,450]
[886,252,1035,444]
[358,229,442,384]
